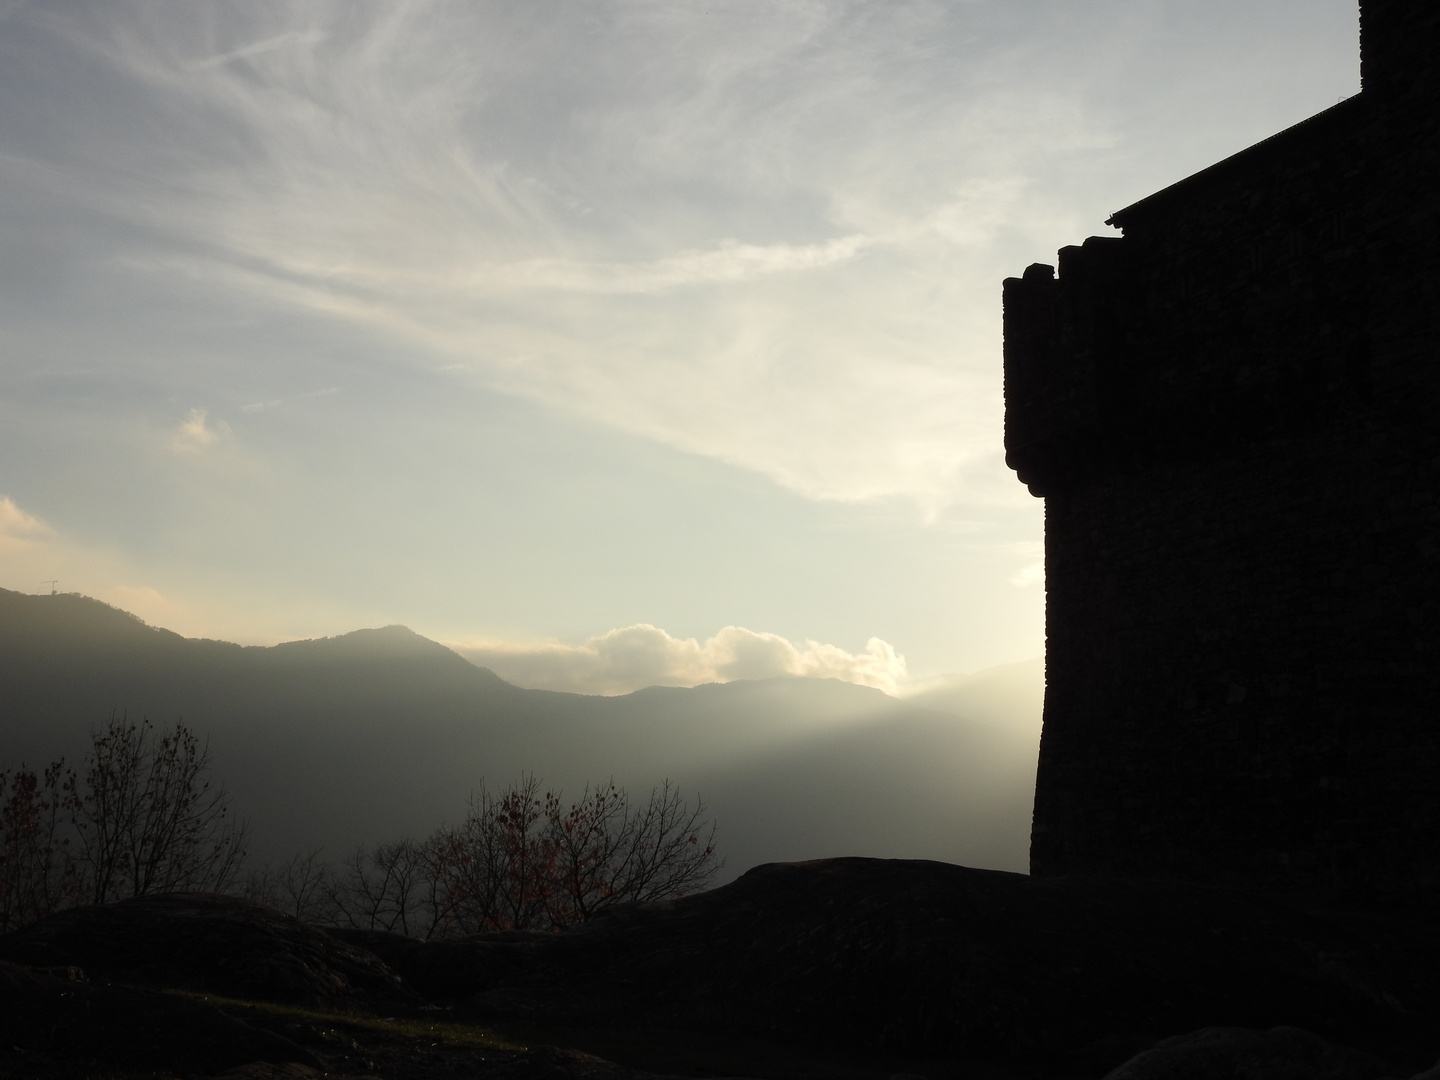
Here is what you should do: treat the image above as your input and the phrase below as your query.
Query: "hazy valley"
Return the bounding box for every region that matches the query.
[0,587,1043,883]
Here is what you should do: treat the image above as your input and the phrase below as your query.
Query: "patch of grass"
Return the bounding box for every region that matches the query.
[164,991,970,1079]
[166,990,528,1051]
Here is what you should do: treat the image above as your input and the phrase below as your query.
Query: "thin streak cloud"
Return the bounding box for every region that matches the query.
[189,28,327,71]
[509,235,875,294]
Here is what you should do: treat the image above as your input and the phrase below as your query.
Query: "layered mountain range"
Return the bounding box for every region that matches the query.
[0,588,1041,880]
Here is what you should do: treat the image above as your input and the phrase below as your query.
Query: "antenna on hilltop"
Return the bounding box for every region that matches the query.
[40,580,57,596]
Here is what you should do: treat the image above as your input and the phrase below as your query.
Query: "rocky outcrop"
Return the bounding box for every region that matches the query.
[1,862,1437,1078]
[1100,1027,1401,1080]
[0,960,323,1076]
[0,891,417,1010]
[341,859,1440,1073]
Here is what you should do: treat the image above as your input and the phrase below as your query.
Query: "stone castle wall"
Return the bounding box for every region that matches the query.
[1005,1,1440,897]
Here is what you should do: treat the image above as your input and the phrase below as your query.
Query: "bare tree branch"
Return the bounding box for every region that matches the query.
[74,714,248,903]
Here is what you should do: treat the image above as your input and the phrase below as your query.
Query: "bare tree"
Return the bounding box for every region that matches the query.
[242,847,341,925]
[428,775,720,934]
[74,714,247,903]
[234,775,718,937]
[1,716,246,929]
[0,760,81,932]
[596,779,720,907]
[332,837,442,937]
[428,774,554,934]
[542,781,630,927]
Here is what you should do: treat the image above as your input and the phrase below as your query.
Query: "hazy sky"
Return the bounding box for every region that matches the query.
[0,1,1359,694]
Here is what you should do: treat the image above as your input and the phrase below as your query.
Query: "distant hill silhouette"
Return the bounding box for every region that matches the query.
[0,589,1039,879]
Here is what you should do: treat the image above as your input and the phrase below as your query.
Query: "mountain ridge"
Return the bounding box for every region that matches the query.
[0,588,1040,880]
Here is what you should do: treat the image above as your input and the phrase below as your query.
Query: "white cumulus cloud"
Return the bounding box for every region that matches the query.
[447,624,907,697]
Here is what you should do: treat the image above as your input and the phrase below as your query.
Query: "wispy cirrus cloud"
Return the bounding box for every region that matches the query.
[188,28,327,71]
[241,387,337,415]
[8,1,1119,512]
[506,235,875,294]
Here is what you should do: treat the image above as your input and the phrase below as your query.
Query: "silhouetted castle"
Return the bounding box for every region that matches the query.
[1004,1,1439,897]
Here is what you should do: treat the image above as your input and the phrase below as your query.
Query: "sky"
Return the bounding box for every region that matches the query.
[0,1,1360,695]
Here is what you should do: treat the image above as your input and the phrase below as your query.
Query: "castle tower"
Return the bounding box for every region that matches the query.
[1005,0,1440,898]
[1361,0,1440,102]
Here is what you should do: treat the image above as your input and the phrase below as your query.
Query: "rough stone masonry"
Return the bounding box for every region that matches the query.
[1004,0,1440,899]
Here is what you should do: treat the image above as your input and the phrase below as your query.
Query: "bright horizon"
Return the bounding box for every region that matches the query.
[0,2,1360,696]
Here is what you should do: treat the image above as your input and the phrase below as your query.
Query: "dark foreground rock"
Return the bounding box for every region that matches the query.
[1099,1026,1400,1080]
[0,957,750,1080]
[0,891,418,1010]
[0,960,323,1076]
[2,860,1438,1079]
[335,859,1440,1074]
